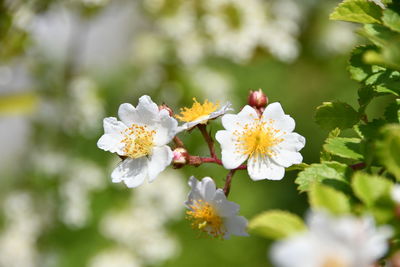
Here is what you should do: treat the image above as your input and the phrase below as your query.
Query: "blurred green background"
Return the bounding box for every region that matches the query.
[0,0,370,266]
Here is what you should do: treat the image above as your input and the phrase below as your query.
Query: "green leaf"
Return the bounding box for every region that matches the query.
[382,8,400,33]
[315,101,360,131]
[330,0,383,24]
[324,137,364,160]
[248,210,306,240]
[358,119,386,139]
[348,45,384,83]
[352,172,393,206]
[295,161,349,192]
[286,163,309,172]
[309,183,351,214]
[384,99,400,123]
[376,124,400,180]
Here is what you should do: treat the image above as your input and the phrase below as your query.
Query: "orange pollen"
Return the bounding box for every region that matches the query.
[121,124,156,159]
[186,199,225,238]
[234,118,284,158]
[175,98,220,123]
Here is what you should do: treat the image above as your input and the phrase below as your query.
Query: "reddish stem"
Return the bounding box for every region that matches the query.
[197,124,216,158]
[173,136,185,148]
[350,162,366,170]
[198,157,247,170]
[223,170,236,196]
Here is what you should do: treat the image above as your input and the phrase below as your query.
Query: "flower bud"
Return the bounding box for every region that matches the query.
[248,89,268,108]
[172,147,189,168]
[159,103,174,116]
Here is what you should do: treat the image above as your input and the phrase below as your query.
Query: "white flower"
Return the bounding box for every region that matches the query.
[175,98,232,130]
[216,103,305,181]
[97,95,178,188]
[271,211,392,267]
[391,184,400,204]
[185,176,248,239]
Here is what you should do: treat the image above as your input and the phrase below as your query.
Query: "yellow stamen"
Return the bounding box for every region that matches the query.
[175,98,220,123]
[322,256,347,267]
[234,118,284,158]
[186,199,225,238]
[121,124,156,158]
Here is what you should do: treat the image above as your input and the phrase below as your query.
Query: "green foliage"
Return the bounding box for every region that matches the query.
[248,210,306,240]
[309,183,351,214]
[323,137,364,160]
[382,8,400,33]
[315,101,360,131]
[295,161,349,192]
[330,0,382,24]
[375,124,400,180]
[352,172,393,206]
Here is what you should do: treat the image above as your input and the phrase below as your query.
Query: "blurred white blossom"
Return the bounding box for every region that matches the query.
[271,211,392,267]
[89,248,141,267]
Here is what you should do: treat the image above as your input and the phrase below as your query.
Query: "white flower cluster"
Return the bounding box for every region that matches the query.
[271,211,392,267]
[141,0,307,64]
[97,94,305,239]
[97,170,185,266]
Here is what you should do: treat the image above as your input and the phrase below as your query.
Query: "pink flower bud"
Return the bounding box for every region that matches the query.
[172,147,189,168]
[248,89,268,108]
[158,104,174,116]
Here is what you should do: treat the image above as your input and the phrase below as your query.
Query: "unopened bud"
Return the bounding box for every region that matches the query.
[248,89,268,108]
[172,147,189,168]
[159,103,174,116]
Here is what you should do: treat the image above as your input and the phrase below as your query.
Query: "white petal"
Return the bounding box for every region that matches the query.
[147,145,173,182]
[103,117,126,134]
[223,215,249,239]
[200,177,217,202]
[208,102,233,120]
[153,110,178,146]
[272,150,303,168]
[262,102,295,132]
[97,117,126,154]
[185,176,203,208]
[216,130,247,169]
[135,95,160,124]
[221,105,258,131]
[118,103,137,126]
[247,155,285,181]
[213,189,240,217]
[279,133,306,152]
[111,157,148,188]
[97,133,125,155]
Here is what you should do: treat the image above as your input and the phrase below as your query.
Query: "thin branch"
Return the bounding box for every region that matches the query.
[223,170,236,197]
[197,124,216,158]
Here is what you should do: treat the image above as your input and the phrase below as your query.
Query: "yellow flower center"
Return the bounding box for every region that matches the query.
[175,98,220,123]
[186,199,225,238]
[121,124,156,158]
[234,119,284,158]
[322,256,348,267]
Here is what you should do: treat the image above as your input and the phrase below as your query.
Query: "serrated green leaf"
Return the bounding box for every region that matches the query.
[324,137,364,160]
[248,210,305,240]
[352,172,393,206]
[359,24,400,69]
[349,46,384,82]
[330,0,383,24]
[382,8,400,33]
[384,99,400,123]
[309,183,351,214]
[376,124,400,180]
[358,119,386,139]
[295,161,349,192]
[315,101,360,131]
[286,163,309,172]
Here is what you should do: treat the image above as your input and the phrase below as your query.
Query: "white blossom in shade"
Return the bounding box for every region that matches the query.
[175,98,233,130]
[271,211,392,267]
[216,103,305,181]
[89,247,140,267]
[185,176,248,239]
[391,184,400,204]
[97,95,178,188]
[0,192,44,267]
